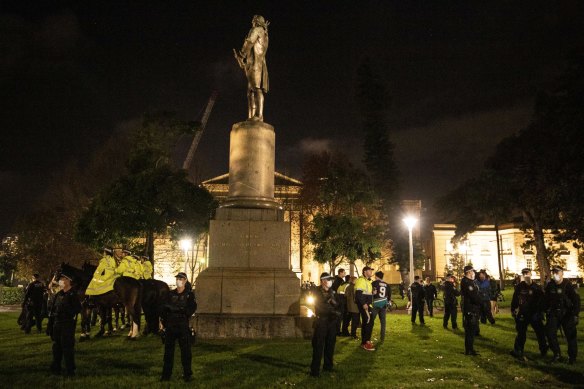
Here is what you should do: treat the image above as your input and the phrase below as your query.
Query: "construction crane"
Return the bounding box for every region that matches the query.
[182,90,218,171]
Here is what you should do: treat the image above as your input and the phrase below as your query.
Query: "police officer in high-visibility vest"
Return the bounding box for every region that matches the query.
[141,256,153,280]
[543,266,580,364]
[510,268,548,360]
[116,249,141,279]
[461,265,481,356]
[310,272,341,377]
[86,247,118,296]
[355,266,375,351]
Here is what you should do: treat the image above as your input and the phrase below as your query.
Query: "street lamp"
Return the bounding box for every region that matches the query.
[180,238,192,274]
[403,216,417,286]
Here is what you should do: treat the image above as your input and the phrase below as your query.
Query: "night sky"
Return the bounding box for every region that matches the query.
[1,1,583,235]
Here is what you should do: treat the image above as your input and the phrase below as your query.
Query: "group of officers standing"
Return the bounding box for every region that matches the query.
[309,264,581,377]
[20,247,196,382]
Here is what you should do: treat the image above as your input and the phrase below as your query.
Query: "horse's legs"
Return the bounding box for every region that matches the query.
[105,306,113,334]
[113,306,119,331]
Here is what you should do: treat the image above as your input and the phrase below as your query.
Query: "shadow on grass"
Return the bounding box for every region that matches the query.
[410,323,433,340]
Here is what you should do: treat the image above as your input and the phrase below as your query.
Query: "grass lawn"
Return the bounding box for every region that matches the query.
[1,307,582,389]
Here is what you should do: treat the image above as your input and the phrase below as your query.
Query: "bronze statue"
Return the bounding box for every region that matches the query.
[234,15,269,121]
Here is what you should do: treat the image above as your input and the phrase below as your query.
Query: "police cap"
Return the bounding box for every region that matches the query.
[551,266,564,273]
[521,268,532,275]
[320,272,334,280]
[463,265,475,274]
[175,272,188,279]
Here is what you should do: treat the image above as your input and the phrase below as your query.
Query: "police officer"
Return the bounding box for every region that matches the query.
[510,268,548,360]
[543,266,580,364]
[115,248,140,279]
[23,273,47,334]
[310,272,341,377]
[86,247,118,296]
[355,266,375,351]
[443,273,460,330]
[141,256,153,280]
[461,265,481,355]
[160,272,197,381]
[410,276,425,325]
[424,277,437,317]
[48,270,82,377]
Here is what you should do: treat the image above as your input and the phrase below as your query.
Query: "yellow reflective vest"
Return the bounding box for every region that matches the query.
[355,276,373,305]
[142,260,153,280]
[337,282,349,295]
[86,255,118,295]
[116,255,141,279]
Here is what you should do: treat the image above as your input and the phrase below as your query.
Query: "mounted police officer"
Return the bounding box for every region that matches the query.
[461,265,481,355]
[443,273,460,330]
[160,272,197,381]
[22,273,47,334]
[543,266,580,364]
[115,248,141,280]
[86,247,118,296]
[48,270,82,377]
[310,272,341,377]
[141,256,153,280]
[510,268,548,360]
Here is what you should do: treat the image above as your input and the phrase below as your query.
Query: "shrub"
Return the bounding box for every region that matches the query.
[0,287,25,305]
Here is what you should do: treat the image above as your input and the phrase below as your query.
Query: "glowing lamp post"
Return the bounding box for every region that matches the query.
[180,238,192,275]
[403,217,417,285]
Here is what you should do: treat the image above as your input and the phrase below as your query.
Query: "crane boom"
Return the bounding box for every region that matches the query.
[182,90,218,170]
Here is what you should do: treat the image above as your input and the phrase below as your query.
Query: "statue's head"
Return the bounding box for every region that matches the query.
[252,15,268,28]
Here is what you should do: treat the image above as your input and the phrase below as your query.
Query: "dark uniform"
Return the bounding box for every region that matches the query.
[543,267,580,363]
[23,276,47,333]
[48,282,82,376]
[443,276,460,329]
[510,272,548,358]
[410,280,425,324]
[424,282,437,317]
[160,277,197,381]
[461,267,481,355]
[310,273,341,377]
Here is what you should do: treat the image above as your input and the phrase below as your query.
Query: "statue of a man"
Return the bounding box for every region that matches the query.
[234,15,269,121]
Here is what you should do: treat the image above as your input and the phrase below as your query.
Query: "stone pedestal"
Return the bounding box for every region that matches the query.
[195,120,301,339]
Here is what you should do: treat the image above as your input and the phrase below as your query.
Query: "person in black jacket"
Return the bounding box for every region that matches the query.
[23,273,47,334]
[461,265,481,355]
[410,276,425,324]
[443,274,460,330]
[48,271,82,377]
[423,277,438,317]
[160,272,197,382]
[510,268,548,360]
[310,272,341,377]
[543,266,580,364]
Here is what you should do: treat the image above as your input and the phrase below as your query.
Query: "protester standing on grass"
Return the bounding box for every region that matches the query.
[510,268,548,360]
[423,277,437,317]
[355,266,375,351]
[410,276,425,325]
[477,270,496,325]
[543,266,580,364]
[22,273,46,334]
[48,270,82,377]
[310,272,341,377]
[371,271,389,343]
[443,273,460,330]
[159,272,197,382]
[343,276,360,339]
[461,265,481,355]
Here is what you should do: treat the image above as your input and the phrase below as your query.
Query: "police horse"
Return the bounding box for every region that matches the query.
[55,263,142,340]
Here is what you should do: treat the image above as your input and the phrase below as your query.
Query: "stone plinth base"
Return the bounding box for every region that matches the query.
[193,314,314,339]
[195,267,300,315]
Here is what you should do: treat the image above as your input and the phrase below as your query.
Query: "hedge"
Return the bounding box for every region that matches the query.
[0,287,25,305]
